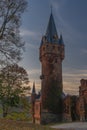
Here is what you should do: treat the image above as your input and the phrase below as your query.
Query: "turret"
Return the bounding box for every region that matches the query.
[31,82,36,103]
[31,82,36,123]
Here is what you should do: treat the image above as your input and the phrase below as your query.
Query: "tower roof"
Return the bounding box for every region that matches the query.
[32,82,36,94]
[59,34,64,44]
[46,12,58,43]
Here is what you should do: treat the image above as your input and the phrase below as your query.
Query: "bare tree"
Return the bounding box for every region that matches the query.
[0,0,27,64]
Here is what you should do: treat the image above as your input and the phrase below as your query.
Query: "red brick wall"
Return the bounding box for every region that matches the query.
[34,100,41,124]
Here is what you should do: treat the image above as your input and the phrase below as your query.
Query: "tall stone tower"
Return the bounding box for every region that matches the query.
[39,12,65,114]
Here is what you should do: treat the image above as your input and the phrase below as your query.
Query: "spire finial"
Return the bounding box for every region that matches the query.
[51,5,53,14]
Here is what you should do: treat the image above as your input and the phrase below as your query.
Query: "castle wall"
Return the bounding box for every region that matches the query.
[78,79,87,121]
[63,96,72,122]
[34,100,41,124]
[41,112,61,124]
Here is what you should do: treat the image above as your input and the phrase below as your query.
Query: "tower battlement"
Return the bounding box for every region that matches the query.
[40,36,64,62]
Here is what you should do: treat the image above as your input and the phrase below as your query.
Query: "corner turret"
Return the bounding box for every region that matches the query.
[31,82,36,123]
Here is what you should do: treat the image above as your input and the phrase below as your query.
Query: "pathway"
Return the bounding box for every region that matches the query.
[51,122,87,130]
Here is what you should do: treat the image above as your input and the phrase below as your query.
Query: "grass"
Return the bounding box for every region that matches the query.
[0,108,72,130]
[0,119,57,130]
[0,106,32,121]
[5,111,31,121]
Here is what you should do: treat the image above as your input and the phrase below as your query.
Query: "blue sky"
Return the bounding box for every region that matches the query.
[20,0,87,95]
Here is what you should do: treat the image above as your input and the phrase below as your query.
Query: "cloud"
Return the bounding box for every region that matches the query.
[20,28,41,50]
[25,68,41,81]
[26,68,87,95]
[81,49,87,54]
[26,67,87,95]
[20,28,37,37]
[63,80,79,95]
[27,69,41,75]
[63,69,87,78]
[50,0,67,11]
[48,1,74,43]
[25,69,41,93]
[20,28,41,40]
[25,42,38,50]
[63,68,87,95]
[50,0,85,44]
[63,73,87,79]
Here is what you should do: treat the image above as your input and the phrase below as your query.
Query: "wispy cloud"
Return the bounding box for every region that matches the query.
[49,1,74,44]
[26,67,87,95]
[27,69,41,75]
[63,80,79,95]
[20,28,37,37]
[63,73,87,79]
[50,0,85,43]
[20,28,41,50]
[25,42,38,50]
[50,0,67,10]
[81,48,87,54]
[63,68,87,95]
[20,28,41,41]
[25,68,41,93]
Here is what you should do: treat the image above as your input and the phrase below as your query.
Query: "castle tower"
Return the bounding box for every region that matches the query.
[39,12,65,114]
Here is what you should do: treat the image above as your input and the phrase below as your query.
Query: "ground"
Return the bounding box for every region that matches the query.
[51,122,87,130]
[0,119,53,130]
[0,119,87,130]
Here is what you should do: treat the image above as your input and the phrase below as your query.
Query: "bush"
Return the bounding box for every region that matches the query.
[5,111,32,121]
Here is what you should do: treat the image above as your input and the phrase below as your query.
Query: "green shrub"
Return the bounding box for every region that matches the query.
[5,111,31,121]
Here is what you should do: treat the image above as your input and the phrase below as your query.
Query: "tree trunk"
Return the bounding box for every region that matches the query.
[3,112,7,117]
[2,104,8,117]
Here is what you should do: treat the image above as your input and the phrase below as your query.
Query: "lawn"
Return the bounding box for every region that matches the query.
[0,119,57,130]
[0,108,62,130]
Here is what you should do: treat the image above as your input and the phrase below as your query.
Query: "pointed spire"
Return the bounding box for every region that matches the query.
[59,34,64,44]
[32,82,36,94]
[45,11,58,44]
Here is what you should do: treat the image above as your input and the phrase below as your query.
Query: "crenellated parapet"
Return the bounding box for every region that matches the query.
[40,35,64,62]
[79,79,87,96]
